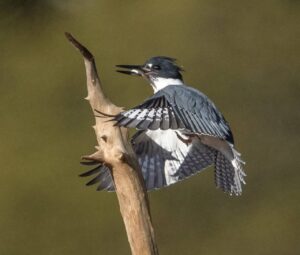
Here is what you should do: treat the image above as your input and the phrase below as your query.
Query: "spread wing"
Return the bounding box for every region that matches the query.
[114,96,185,130]
[79,130,245,194]
[114,85,234,143]
[132,130,215,190]
[79,130,215,191]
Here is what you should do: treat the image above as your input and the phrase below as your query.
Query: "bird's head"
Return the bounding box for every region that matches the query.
[116,56,184,92]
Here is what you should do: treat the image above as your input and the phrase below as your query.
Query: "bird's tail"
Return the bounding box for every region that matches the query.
[214,144,246,195]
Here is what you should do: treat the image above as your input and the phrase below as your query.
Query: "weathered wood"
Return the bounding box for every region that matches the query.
[65,32,159,255]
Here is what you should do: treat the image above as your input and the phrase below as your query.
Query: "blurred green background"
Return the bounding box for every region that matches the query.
[0,0,299,254]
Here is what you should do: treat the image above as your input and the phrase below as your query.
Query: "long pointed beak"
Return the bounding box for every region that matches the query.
[116,64,144,76]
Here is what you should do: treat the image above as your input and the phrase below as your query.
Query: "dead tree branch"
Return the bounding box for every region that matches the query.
[65,32,159,255]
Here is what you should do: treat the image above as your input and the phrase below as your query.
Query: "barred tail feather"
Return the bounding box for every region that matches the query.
[230,145,246,194]
[214,145,246,195]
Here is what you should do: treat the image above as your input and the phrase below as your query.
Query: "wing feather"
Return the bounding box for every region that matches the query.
[136,108,155,129]
[168,106,178,129]
[131,130,215,190]
[113,85,233,142]
[160,107,170,130]
[114,95,183,131]
[80,164,115,191]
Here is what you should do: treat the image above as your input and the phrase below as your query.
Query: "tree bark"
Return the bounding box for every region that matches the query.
[65,33,159,255]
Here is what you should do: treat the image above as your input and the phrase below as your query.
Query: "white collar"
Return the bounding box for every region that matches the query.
[150,77,184,92]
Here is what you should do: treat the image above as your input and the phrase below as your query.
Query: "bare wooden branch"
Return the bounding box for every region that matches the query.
[65,32,159,255]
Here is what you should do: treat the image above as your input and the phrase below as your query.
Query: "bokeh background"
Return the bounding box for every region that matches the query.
[0,0,299,254]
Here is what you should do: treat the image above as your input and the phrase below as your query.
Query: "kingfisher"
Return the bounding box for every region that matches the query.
[80,56,246,195]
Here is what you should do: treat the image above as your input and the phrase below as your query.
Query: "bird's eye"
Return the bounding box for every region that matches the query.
[152,65,161,70]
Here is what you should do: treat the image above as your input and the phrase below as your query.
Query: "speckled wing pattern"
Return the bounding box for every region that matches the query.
[113,95,186,131]
[113,85,234,143]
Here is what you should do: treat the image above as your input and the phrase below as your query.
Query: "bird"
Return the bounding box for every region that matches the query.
[80,56,246,195]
